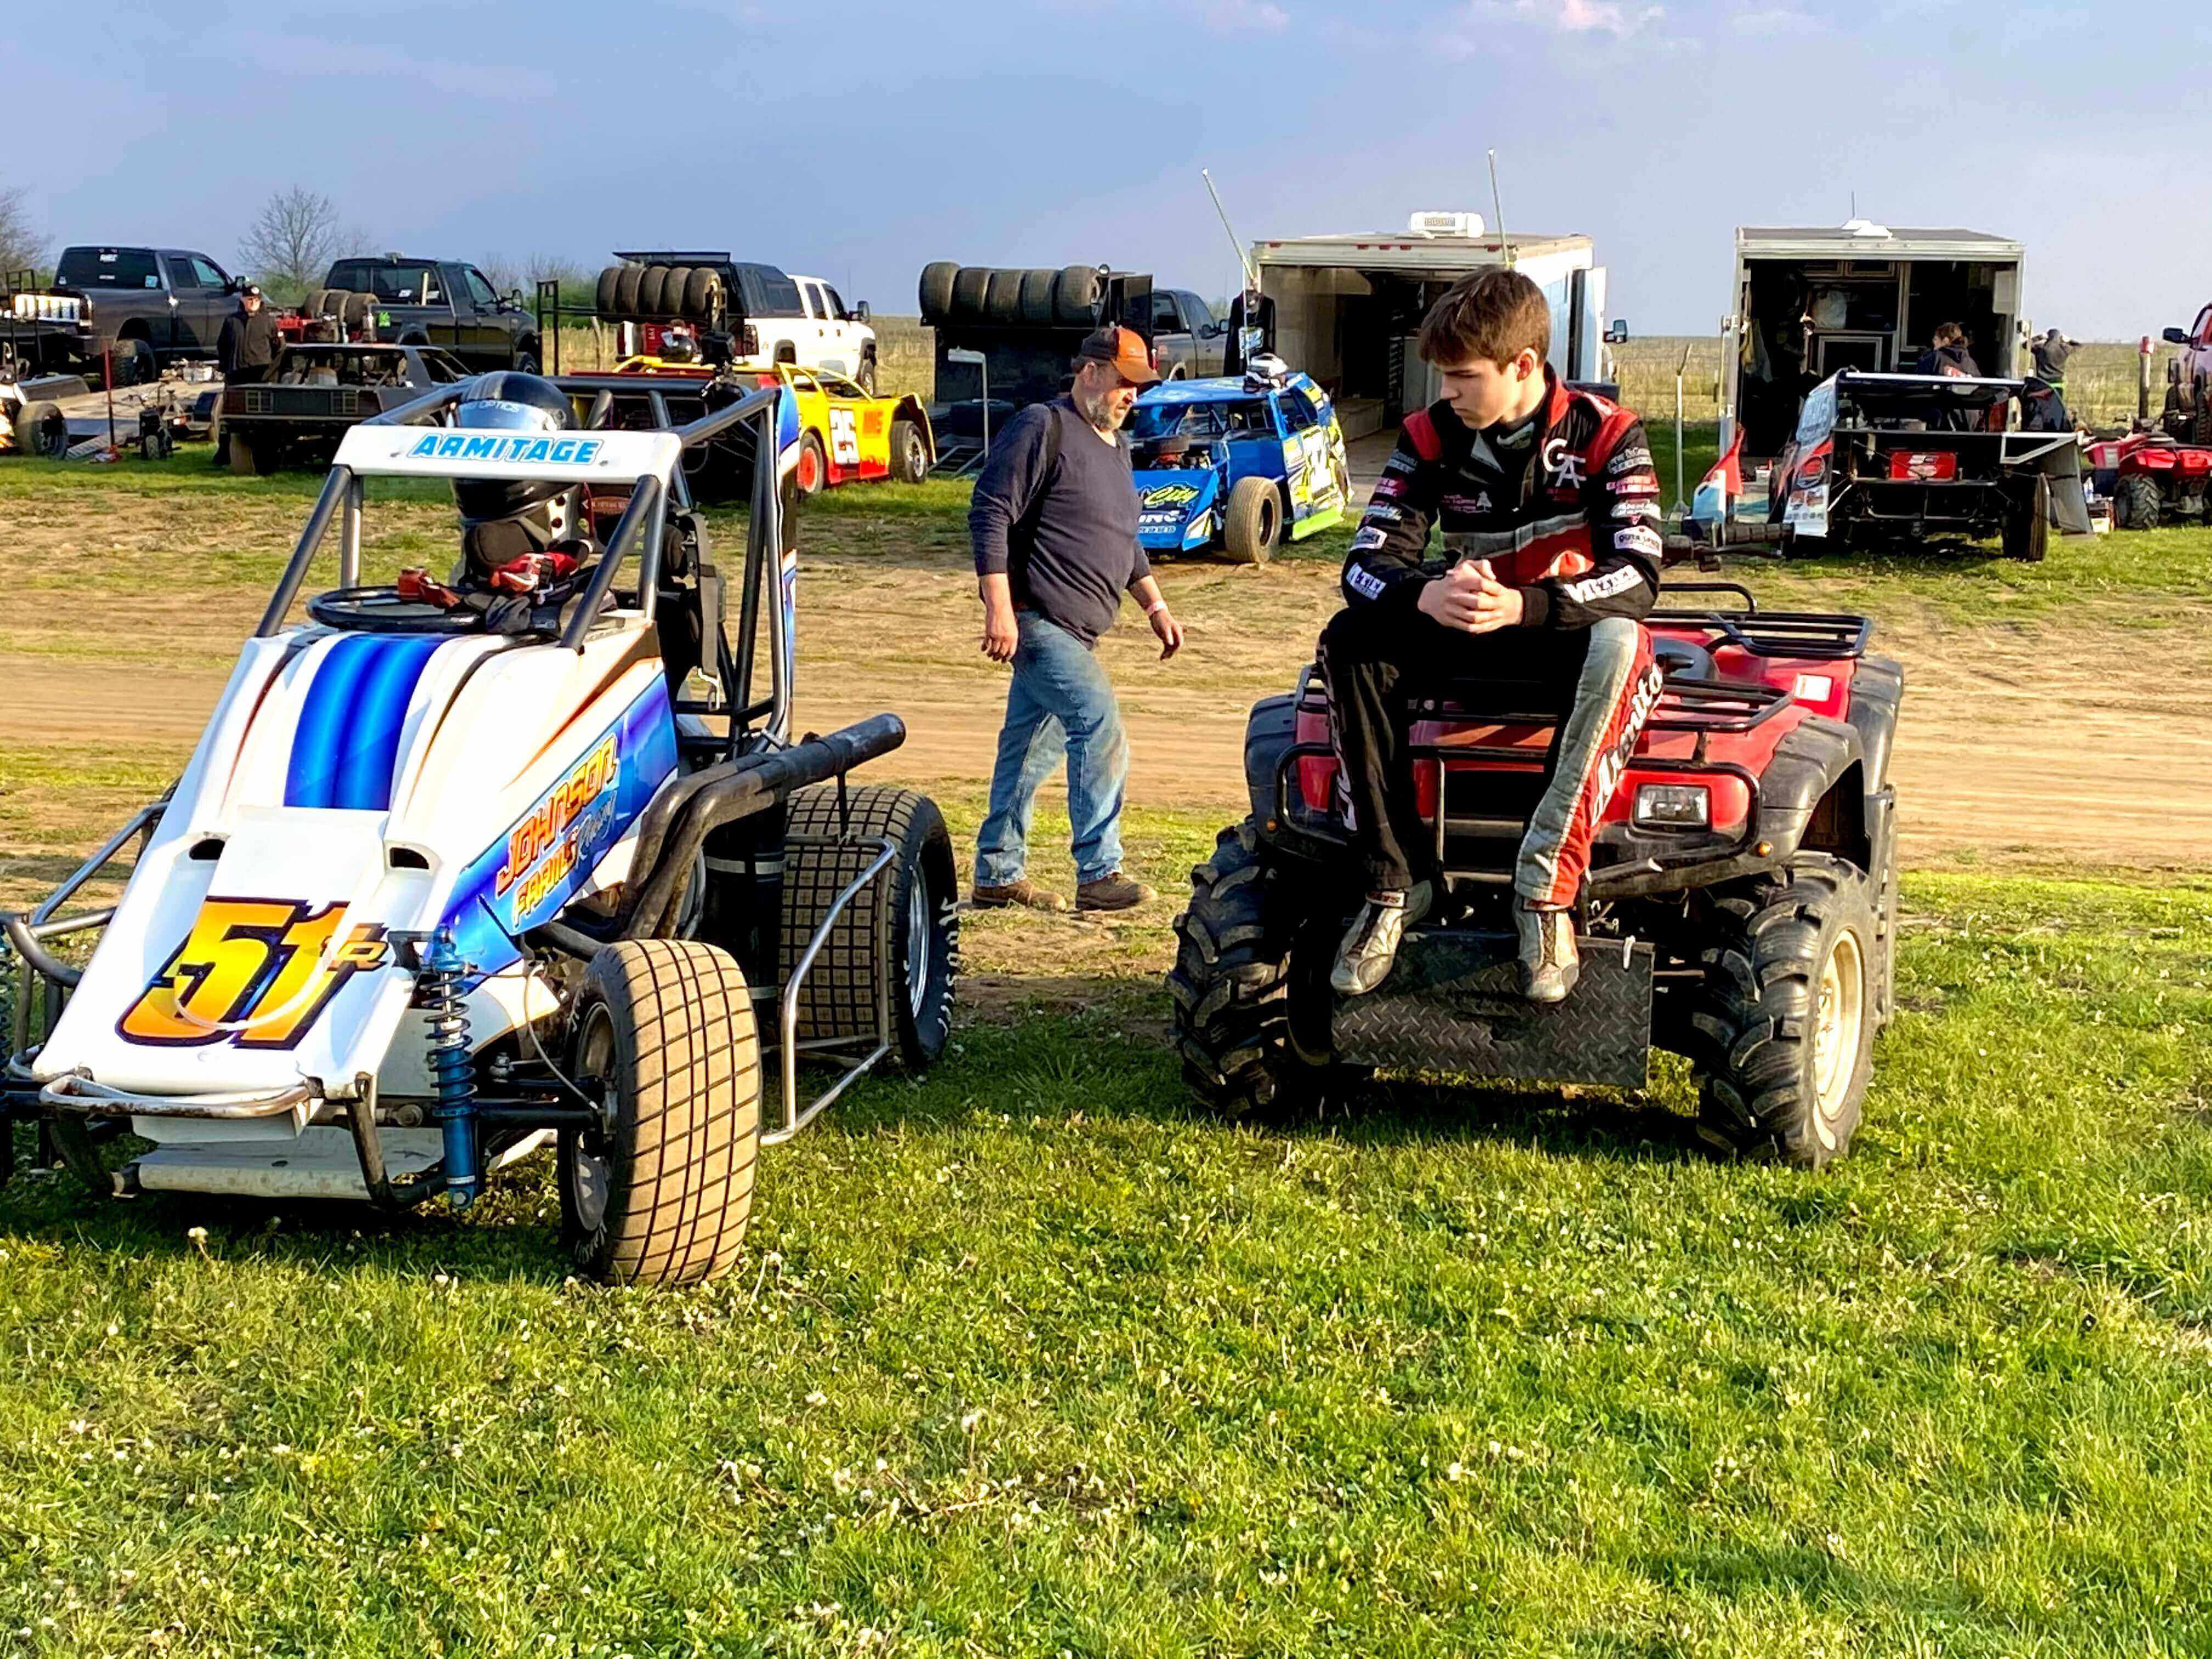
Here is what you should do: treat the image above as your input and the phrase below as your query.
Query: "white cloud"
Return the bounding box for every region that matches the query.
[1731,7,1820,34]
[1201,0,1290,32]
[230,33,559,101]
[1466,0,1666,38]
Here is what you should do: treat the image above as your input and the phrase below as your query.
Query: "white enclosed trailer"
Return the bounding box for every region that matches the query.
[1722,221,2027,463]
[1251,215,1614,442]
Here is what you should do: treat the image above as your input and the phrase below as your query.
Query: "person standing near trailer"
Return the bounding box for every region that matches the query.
[968,325,1186,914]
[213,283,280,467]
[2025,328,2076,432]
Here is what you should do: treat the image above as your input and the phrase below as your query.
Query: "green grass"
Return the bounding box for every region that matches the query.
[4,791,2211,1655]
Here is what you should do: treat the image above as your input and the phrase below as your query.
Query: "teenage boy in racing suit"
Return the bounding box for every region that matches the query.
[1319,268,1664,1003]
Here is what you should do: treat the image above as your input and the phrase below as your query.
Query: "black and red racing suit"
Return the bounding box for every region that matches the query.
[1316,368,1666,907]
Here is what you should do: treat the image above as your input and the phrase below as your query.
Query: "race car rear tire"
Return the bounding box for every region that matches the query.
[779,783,960,1073]
[682,268,723,323]
[12,399,65,459]
[2114,472,2162,531]
[560,939,760,1286]
[984,269,1025,324]
[612,266,643,319]
[795,430,828,497]
[951,268,991,323]
[595,265,625,318]
[2000,472,2049,561]
[1222,476,1282,564]
[1053,264,1103,328]
[917,262,958,324]
[1018,268,1057,326]
[1683,853,1878,1171]
[889,417,929,484]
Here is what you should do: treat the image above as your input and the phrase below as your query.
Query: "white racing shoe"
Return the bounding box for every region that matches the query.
[1330,882,1432,996]
[1516,906,1581,1003]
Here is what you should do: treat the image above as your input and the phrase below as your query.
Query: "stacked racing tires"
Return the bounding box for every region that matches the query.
[594,263,725,324]
[917,263,1107,331]
[560,939,762,1286]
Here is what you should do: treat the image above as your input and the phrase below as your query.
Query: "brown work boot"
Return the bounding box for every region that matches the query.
[972,878,1068,913]
[1075,871,1155,912]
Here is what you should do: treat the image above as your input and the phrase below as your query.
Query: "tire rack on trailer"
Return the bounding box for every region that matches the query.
[1,375,930,1210]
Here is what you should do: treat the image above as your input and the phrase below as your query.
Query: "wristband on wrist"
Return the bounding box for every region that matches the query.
[1144,599,1168,616]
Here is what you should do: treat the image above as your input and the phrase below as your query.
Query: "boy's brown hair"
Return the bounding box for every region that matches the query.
[1417,268,1551,368]
[1932,321,1965,347]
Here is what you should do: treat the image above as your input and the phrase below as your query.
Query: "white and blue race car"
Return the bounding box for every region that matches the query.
[1125,359,1351,564]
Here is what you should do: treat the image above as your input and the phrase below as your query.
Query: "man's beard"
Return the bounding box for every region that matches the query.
[1075,382,1125,432]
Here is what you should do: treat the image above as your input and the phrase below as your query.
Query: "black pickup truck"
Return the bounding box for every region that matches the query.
[3,245,244,385]
[318,257,542,373]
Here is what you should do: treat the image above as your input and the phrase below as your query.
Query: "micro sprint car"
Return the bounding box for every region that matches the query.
[218,342,472,475]
[2087,428,2212,530]
[1126,359,1350,564]
[2,375,960,1285]
[1689,369,2087,558]
[1172,582,1904,1167]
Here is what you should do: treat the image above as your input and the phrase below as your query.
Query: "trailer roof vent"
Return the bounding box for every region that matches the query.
[1841,218,1893,239]
[1409,211,1483,239]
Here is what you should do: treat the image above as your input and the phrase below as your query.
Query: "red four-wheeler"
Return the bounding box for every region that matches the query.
[1171,584,1904,1167]
[2087,429,2212,530]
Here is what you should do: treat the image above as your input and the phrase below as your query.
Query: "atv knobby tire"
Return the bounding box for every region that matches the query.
[1683,853,1878,1170]
[780,783,958,1072]
[2114,472,2162,531]
[1222,476,1282,564]
[1169,817,1306,1118]
[561,939,760,1285]
[889,417,929,484]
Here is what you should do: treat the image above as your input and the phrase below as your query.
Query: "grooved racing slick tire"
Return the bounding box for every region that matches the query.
[561,940,760,1286]
[2114,473,2163,531]
[1222,476,1282,564]
[1170,817,1348,1119]
[780,783,959,1072]
[1018,268,1057,326]
[612,266,644,319]
[951,268,991,322]
[1684,853,1877,1171]
[1053,264,1103,328]
[13,399,65,459]
[682,268,722,323]
[918,262,958,324]
[794,430,828,497]
[595,265,624,317]
[984,269,1025,324]
[2001,472,2050,561]
[889,417,929,483]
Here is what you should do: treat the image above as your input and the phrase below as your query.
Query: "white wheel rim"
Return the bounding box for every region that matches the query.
[1810,930,1865,1141]
[906,878,933,1020]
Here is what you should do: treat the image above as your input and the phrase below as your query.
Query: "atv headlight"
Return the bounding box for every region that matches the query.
[1633,783,1709,829]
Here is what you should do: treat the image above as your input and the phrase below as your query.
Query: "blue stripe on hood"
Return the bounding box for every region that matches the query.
[285,635,444,811]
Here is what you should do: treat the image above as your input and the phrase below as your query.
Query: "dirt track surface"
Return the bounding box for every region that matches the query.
[5,595,2205,870]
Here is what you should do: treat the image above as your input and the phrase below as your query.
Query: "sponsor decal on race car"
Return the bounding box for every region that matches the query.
[496,735,619,909]
[407,433,604,465]
[1142,483,1202,508]
[120,903,391,1050]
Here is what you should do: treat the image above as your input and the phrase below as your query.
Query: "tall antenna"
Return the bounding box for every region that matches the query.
[1202,168,1260,295]
[1487,150,1513,268]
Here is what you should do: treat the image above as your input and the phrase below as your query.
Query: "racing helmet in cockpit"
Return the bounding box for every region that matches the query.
[449,371,587,572]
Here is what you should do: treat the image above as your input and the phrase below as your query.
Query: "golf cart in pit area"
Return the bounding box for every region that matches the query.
[2,375,959,1285]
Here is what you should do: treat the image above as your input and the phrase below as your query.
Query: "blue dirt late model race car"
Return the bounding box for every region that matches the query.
[1126,360,1351,563]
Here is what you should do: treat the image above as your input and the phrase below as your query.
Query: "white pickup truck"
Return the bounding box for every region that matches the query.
[596,253,880,390]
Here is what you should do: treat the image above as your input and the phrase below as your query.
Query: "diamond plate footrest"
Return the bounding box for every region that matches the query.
[1329,929,1652,1090]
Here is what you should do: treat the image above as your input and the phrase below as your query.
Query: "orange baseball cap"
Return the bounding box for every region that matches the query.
[1076,325,1161,385]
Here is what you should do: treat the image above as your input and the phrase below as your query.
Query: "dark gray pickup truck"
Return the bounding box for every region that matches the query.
[318,257,542,373]
[3,245,244,385]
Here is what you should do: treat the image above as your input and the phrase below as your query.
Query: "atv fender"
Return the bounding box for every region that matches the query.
[1243,682,1303,825]
[1842,653,1905,791]
[1756,715,1875,871]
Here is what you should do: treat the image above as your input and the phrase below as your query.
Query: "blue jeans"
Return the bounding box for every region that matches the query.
[975,611,1128,887]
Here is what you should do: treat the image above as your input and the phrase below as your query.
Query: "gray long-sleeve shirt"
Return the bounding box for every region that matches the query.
[968,397,1149,647]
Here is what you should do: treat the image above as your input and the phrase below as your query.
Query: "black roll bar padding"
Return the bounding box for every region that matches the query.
[623,714,907,940]
[256,466,353,636]
[2,914,82,988]
[562,476,661,650]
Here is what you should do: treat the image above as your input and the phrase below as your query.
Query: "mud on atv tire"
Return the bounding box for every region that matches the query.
[780,783,959,1072]
[1681,853,1878,1170]
[560,939,760,1286]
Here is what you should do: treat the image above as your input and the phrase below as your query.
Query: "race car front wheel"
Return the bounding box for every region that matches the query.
[795,431,828,497]
[1222,476,1282,565]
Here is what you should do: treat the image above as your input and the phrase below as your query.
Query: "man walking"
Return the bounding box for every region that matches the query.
[968,325,1184,913]
[213,283,280,468]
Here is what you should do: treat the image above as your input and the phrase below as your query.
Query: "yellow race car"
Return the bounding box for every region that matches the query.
[748,364,934,496]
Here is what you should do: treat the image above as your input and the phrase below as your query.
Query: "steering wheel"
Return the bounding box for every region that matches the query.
[306,586,488,634]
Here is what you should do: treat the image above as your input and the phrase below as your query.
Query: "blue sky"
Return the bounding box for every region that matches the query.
[9,0,2209,338]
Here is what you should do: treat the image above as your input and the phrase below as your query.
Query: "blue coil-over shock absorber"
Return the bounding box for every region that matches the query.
[416,928,478,1209]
